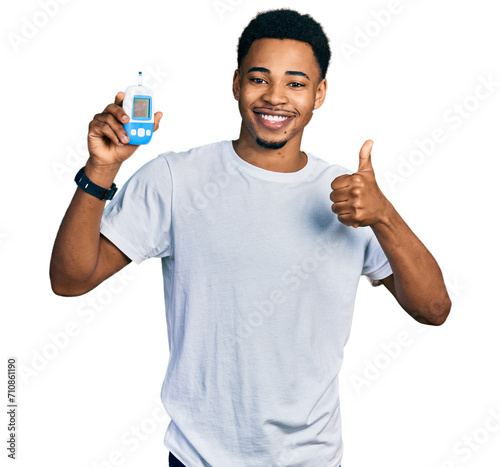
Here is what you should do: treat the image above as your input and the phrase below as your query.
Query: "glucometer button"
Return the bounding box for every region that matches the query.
[138,128,146,137]
[130,129,137,136]
[146,129,151,136]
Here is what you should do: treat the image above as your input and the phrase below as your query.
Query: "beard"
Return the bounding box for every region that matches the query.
[255,137,288,150]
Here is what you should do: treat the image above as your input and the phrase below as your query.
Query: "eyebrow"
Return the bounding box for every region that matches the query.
[247,67,310,81]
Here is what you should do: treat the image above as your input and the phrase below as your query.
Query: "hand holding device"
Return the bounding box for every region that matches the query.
[87,76,162,168]
[122,71,155,145]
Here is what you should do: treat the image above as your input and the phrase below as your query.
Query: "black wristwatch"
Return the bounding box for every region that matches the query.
[74,167,118,201]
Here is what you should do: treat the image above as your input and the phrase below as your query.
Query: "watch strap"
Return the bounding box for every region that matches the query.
[74,167,117,201]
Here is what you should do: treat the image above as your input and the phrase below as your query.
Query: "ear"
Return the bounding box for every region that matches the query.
[313,78,327,110]
[232,69,241,100]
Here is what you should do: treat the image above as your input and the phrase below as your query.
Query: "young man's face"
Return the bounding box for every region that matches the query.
[233,38,327,150]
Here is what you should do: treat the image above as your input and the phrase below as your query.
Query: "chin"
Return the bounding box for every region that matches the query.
[255,137,288,150]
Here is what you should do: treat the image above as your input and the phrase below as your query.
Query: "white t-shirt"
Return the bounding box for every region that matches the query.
[100,140,392,467]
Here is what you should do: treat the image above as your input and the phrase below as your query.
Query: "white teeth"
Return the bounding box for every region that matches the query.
[260,114,289,122]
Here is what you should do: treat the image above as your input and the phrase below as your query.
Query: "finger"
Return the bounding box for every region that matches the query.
[91,114,129,146]
[338,213,359,228]
[89,119,124,147]
[358,139,374,172]
[95,113,130,144]
[331,200,351,216]
[330,187,350,203]
[331,174,352,190]
[114,92,125,106]
[103,102,130,124]
[153,111,163,132]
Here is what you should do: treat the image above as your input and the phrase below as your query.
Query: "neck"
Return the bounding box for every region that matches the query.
[232,125,306,173]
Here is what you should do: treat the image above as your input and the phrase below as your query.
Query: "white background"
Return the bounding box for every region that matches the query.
[2,0,499,466]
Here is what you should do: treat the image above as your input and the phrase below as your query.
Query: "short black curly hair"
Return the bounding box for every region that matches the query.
[237,9,331,80]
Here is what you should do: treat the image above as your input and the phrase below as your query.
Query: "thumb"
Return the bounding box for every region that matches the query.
[153,111,163,132]
[358,139,374,172]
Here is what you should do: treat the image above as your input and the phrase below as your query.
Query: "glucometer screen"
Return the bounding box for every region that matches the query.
[133,97,150,119]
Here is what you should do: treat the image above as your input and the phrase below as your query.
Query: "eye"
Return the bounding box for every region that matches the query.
[250,77,267,85]
[289,82,305,88]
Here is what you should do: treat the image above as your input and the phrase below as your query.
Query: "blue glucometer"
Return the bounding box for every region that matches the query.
[122,72,154,145]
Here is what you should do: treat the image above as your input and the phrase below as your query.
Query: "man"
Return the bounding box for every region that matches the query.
[50,9,451,467]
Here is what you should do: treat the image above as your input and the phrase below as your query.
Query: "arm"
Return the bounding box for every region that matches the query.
[49,92,162,296]
[330,140,451,325]
[372,212,451,326]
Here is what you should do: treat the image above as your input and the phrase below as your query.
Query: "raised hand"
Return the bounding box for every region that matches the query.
[88,92,162,168]
[330,140,391,228]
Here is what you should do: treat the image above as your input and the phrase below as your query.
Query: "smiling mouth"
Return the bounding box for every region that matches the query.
[254,111,294,129]
[257,113,291,122]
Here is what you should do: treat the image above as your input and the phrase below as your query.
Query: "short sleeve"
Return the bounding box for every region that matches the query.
[361,233,393,281]
[100,155,172,264]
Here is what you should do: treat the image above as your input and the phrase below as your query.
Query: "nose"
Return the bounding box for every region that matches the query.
[262,83,288,106]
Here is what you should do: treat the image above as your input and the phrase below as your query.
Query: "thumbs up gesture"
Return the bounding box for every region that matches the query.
[330,140,391,228]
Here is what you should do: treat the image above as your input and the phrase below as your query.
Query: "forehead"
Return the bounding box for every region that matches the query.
[241,38,320,78]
